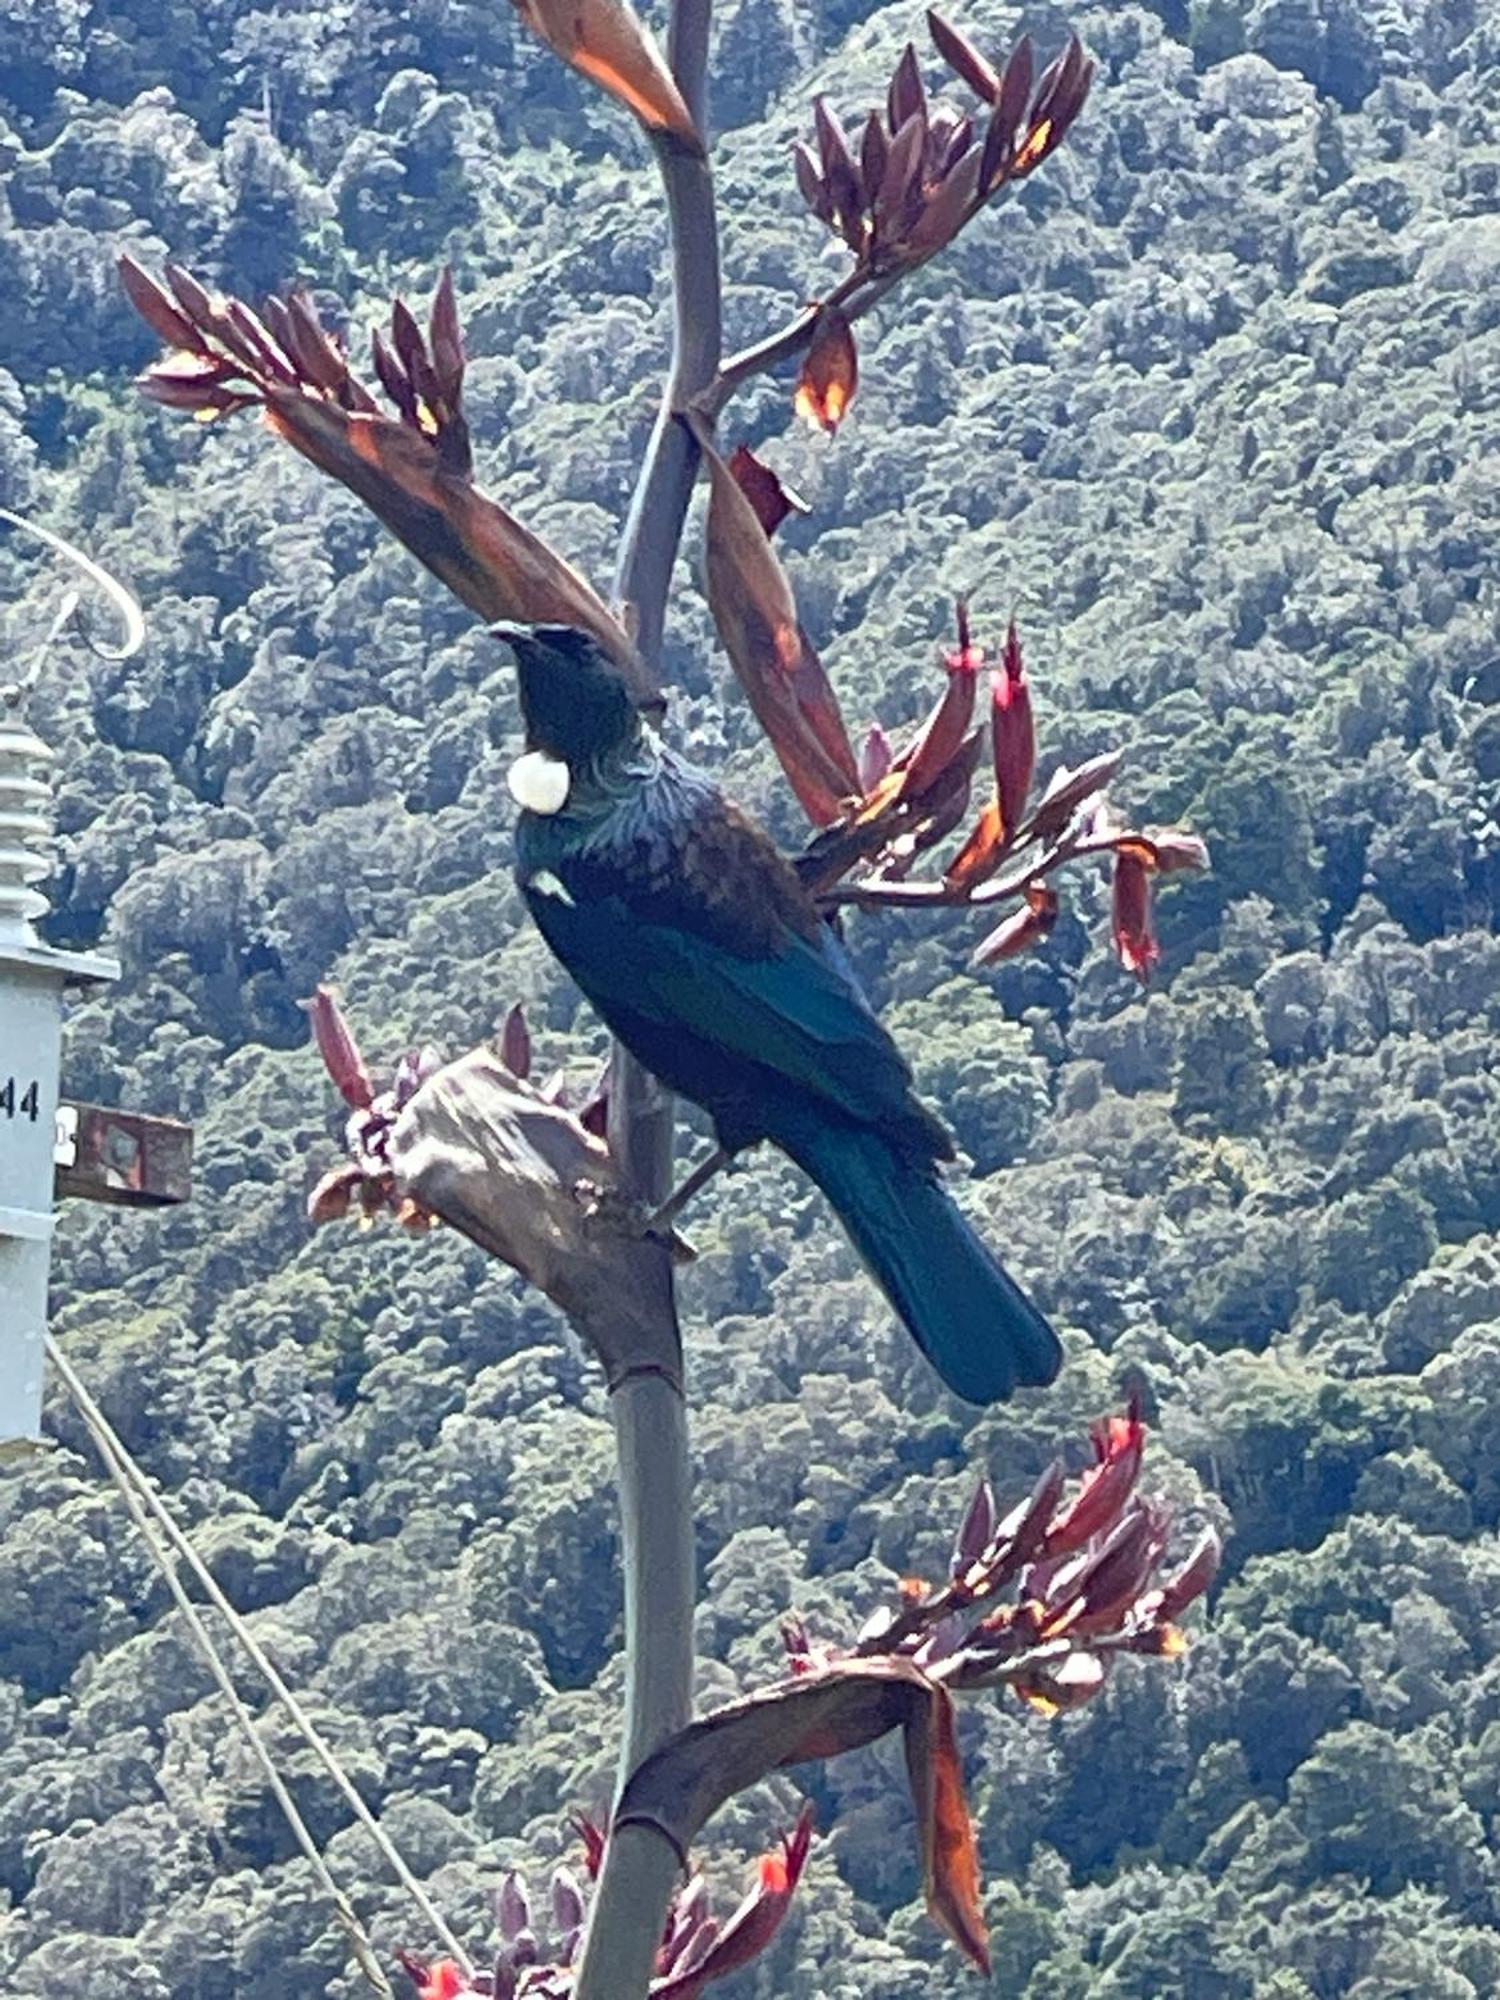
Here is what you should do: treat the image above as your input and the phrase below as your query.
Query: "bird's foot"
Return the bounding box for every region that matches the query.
[646,1144,734,1242]
[575,1177,698,1264]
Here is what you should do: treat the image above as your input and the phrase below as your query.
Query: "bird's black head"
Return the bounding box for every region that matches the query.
[494,622,639,769]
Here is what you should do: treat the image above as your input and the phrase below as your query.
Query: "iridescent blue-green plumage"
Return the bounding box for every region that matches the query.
[500,622,1062,1404]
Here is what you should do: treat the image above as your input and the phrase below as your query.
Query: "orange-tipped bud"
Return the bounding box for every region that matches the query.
[1112,845,1160,983]
[795,306,859,434]
[970,882,1058,966]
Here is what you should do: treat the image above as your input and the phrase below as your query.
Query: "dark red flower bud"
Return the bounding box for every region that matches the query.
[927,10,1001,101]
[993,1455,1067,1569]
[1064,1504,1170,1635]
[500,1003,532,1080]
[859,722,894,793]
[951,1475,996,1578]
[887,41,928,137]
[305,985,374,1109]
[812,97,865,250]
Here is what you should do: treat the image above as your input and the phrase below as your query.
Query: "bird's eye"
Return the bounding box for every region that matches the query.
[508,750,571,814]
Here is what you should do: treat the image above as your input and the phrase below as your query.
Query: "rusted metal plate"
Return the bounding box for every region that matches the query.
[54,1102,192,1207]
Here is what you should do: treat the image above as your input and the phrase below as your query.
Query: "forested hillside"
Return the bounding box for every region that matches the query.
[3,0,1500,1991]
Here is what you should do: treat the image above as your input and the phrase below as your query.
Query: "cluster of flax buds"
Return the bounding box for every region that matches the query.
[786,1399,1221,1715]
[399,1809,813,1999]
[304,988,609,1228]
[797,604,1209,983]
[119,252,472,473]
[796,16,1093,276]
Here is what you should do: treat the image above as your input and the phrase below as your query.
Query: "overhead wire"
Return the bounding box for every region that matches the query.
[44,1331,474,1989]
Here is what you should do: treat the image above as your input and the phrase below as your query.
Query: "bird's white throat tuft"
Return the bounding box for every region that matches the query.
[508,750,571,815]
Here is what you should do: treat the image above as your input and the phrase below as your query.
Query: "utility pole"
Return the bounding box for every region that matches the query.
[0,521,191,1452]
[0,698,119,1448]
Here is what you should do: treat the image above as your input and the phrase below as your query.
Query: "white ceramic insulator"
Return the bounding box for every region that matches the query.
[0,715,56,940]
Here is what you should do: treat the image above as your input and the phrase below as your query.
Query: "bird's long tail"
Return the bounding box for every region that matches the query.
[783,1119,1062,1404]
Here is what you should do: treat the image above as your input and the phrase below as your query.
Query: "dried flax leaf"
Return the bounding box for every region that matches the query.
[261,393,642,682]
[700,438,858,823]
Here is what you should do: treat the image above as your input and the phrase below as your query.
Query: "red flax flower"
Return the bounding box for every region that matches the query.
[651,1806,815,1996]
[899,601,982,800]
[992,618,1035,835]
[396,1956,477,2000]
[1044,1396,1148,1555]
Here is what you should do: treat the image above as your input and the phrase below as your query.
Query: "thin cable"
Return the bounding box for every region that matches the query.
[48,1342,394,1996]
[44,1332,473,1981]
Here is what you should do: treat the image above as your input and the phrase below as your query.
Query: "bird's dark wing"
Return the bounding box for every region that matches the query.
[522,795,951,1157]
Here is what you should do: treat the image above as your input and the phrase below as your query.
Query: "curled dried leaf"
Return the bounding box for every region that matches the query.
[727,443,810,538]
[699,431,859,823]
[510,0,701,149]
[616,1658,989,1975]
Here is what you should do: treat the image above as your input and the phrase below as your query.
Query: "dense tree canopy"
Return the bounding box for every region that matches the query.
[2,0,1498,1990]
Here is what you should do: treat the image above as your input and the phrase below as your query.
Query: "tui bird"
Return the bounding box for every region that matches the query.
[496,620,1062,1404]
